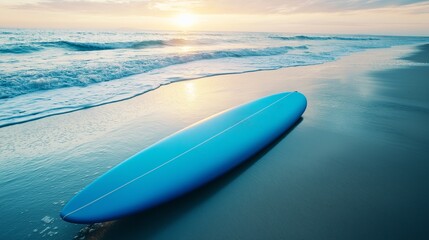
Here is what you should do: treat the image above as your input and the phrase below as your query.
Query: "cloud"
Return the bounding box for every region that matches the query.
[1,0,428,34]
[198,0,429,14]
[11,0,154,15]
[7,0,429,15]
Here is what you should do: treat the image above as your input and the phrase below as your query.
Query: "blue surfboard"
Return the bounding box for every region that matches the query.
[61,91,307,223]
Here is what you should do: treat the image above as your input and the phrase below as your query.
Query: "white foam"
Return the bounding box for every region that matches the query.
[47,231,58,236]
[39,226,50,234]
[41,216,54,224]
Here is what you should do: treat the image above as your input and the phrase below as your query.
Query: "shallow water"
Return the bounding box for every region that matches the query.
[1,30,428,127]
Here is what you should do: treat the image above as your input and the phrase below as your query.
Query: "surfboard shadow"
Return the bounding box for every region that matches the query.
[88,117,304,240]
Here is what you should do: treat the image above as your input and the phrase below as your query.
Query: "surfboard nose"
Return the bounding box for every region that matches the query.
[60,202,89,223]
[294,91,307,112]
[60,209,73,222]
[60,194,107,223]
[60,208,78,223]
[60,197,112,223]
[60,203,107,224]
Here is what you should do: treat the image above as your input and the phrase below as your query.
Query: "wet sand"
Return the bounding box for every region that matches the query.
[0,44,428,240]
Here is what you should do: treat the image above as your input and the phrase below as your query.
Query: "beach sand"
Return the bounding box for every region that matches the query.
[0,44,428,240]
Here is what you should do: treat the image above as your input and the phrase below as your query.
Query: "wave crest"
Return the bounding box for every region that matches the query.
[41,39,196,51]
[0,45,304,99]
[270,35,379,41]
[0,38,195,54]
[0,44,43,54]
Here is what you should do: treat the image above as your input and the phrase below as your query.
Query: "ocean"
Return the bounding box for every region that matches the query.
[1,29,428,127]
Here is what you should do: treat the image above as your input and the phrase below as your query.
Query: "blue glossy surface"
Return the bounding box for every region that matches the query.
[60,91,307,223]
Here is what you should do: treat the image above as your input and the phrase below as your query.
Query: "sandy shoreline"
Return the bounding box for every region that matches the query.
[0,44,428,239]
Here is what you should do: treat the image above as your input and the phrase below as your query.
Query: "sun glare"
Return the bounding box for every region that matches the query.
[174,13,197,28]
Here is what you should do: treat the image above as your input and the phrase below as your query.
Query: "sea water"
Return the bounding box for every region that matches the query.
[1,29,428,127]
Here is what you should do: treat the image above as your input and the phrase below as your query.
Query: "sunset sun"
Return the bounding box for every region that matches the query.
[174,13,197,28]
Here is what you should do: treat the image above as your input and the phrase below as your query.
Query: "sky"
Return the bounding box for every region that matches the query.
[0,0,429,35]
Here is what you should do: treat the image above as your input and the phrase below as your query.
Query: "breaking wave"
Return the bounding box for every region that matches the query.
[0,45,304,99]
[270,35,380,41]
[0,38,196,54]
